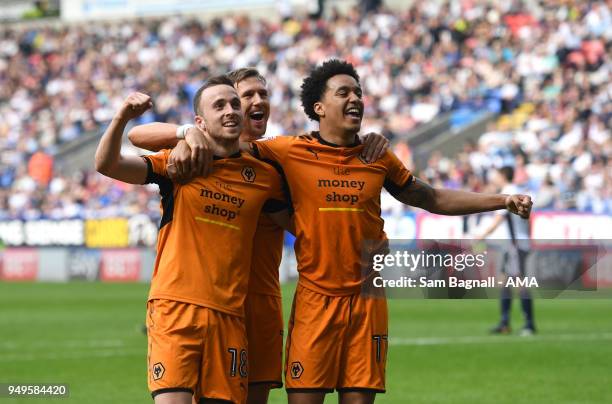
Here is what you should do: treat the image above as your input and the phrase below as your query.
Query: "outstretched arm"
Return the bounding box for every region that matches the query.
[127,122,180,152]
[394,177,533,218]
[94,92,152,184]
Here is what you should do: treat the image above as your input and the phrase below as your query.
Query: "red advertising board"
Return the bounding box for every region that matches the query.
[581,250,612,288]
[99,249,141,282]
[0,248,39,281]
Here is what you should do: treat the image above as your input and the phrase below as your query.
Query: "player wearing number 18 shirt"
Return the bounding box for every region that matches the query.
[144,146,285,403]
[128,69,291,403]
[94,76,288,404]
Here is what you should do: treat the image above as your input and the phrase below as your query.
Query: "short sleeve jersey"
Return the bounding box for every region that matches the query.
[143,149,286,316]
[252,132,414,295]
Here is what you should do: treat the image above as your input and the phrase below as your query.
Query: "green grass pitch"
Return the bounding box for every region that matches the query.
[0,282,610,403]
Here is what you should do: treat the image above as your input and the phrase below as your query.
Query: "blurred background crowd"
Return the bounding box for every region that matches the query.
[0,0,610,220]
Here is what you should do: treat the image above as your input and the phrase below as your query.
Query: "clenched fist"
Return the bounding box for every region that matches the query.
[505,194,533,219]
[117,92,153,121]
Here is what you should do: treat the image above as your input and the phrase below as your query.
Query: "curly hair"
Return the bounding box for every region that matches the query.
[300,59,360,121]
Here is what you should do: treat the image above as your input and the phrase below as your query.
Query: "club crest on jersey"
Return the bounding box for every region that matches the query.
[290,361,304,379]
[152,362,165,381]
[241,166,256,183]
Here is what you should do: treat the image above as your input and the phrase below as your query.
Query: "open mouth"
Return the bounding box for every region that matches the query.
[249,111,265,121]
[345,107,362,118]
[222,120,239,128]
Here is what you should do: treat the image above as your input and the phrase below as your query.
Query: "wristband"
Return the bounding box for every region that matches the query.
[176,124,195,140]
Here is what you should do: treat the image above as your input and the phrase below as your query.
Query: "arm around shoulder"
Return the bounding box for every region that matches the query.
[127,122,181,152]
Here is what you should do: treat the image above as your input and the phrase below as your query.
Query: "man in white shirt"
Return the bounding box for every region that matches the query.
[479,166,536,336]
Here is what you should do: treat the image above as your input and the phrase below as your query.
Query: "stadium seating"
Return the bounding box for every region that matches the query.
[0,0,609,219]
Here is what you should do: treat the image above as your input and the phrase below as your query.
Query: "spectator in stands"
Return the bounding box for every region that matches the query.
[0,0,609,219]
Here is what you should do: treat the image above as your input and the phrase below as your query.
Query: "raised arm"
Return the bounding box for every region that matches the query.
[394,177,533,218]
[127,122,180,152]
[94,92,152,184]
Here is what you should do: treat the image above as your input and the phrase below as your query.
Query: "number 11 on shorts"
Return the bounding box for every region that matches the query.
[372,335,388,363]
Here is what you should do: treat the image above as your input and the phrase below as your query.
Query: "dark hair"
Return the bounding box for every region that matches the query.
[300,59,360,121]
[227,67,267,86]
[499,166,515,182]
[193,74,235,115]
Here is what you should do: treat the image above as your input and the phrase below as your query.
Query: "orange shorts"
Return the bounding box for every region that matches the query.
[244,292,283,388]
[146,299,248,403]
[285,284,388,393]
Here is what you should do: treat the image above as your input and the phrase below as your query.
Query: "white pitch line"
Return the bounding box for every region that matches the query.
[2,334,612,362]
[0,339,126,350]
[0,348,143,362]
[390,332,612,346]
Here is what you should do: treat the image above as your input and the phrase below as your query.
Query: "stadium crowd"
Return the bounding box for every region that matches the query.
[0,0,610,220]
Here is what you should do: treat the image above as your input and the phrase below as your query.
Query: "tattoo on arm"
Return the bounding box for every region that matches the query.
[397,177,436,209]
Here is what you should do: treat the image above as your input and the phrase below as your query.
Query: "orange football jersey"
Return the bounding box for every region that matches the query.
[252,132,413,296]
[248,214,284,297]
[143,149,286,316]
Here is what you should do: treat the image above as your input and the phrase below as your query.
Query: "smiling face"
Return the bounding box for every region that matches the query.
[195,84,243,141]
[314,74,364,136]
[235,76,270,140]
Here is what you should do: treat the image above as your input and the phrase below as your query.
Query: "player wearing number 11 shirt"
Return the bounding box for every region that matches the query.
[250,60,533,404]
